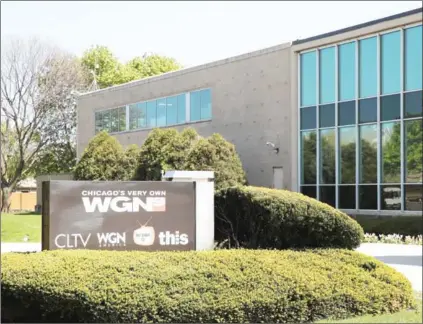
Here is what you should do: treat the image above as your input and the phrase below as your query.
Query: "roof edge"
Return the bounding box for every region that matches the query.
[78,41,292,99]
[292,7,422,45]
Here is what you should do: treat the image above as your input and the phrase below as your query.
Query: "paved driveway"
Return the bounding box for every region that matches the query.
[1,242,422,291]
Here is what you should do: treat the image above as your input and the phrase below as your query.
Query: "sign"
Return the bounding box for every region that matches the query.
[42,181,196,251]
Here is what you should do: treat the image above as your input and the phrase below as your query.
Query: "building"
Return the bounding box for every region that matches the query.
[77,8,422,216]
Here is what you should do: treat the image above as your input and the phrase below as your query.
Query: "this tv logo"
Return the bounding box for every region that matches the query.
[159,231,189,246]
[82,197,166,213]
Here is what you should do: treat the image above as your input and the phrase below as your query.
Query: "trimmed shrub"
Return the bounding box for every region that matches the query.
[352,215,423,237]
[183,133,247,190]
[121,144,140,180]
[215,186,364,249]
[74,131,126,181]
[1,249,415,323]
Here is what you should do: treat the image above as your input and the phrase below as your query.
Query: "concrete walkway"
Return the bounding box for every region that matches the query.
[1,242,422,291]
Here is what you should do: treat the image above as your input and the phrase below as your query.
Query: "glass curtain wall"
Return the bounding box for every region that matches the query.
[299,24,422,212]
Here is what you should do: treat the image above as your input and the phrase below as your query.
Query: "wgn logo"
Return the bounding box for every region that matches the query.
[97,232,126,247]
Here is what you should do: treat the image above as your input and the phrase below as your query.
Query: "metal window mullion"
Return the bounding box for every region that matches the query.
[376,34,381,211]
[316,50,320,201]
[125,105,130,131]
[185,92,191,123]
[297,54,302,192]
[355,40,359,211]
[400,28,405,212]
[335,45,339,208]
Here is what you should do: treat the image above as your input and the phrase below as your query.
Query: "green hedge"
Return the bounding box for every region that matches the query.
[215,186,364,250]
[1,249,415,323]
[352,215,423,237]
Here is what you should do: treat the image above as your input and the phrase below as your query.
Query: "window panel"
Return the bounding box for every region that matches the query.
[95,112,102,133]
[118,107,126,132]
[359,185,377,210]
[405,25,423,91]
[381,122,401,183]
[405,185,423,211]
[380,94,400,121]
[190,91,201,122]
[381,185,401,210]
[110,109,119,133]
[319,104,335,128]
[405,119,423,183]
[146,100,157,128]
[320,128,335,184]
[359,124,377,183]
[338,42,356,101]
[358,98,377,123]
[156,99,166,127]
[320,185,336,207]
[129,104,138,130]
[166,96,178,126]
[300,51,317,107]
[404,91,423,119]
[102,111,111,133]
[137,102,147,128]
[177,94,186,124]
[339,126,356,184]
[300,106,316,130]
[301,186,316,199]
[339,185,356,209]
[338,101,356,126]
[381,31,401,95]
[319,47,335,104]
[301,131,316,185]
[359,37,377,98]
[200,89,212,120]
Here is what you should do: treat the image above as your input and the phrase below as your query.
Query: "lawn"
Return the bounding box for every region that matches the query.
[1,213,41,243]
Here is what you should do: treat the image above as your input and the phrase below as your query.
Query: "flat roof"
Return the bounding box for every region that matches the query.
[292,7,422,45]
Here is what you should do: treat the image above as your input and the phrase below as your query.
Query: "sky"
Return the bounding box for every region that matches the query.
[1,1,422,68]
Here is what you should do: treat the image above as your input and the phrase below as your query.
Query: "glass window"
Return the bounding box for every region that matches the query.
[359,185,377,209]
[166,96,178,126]
[405,25,423,91]
[95,112,102,133]
[200,89,212,120]
[156,99,166,127]
[301,131,316,185]
[319,47,335,104]
[177,94,186,124]
[300,106,316,130]
[405,185,423,211]
[380,31,401,95]
[129,104,138,130]
[358,98,377,123]
[146,100,156,128]
[380,94,400,121]
[404,91,423,119]
[359,124,377,183]
[301,186,316,199]
[320,186,336,207]
[338,101,356,126]
[137,102,147,128]
[405,119,423,183]
[338,42,356,101]
[339,185,356,209]
[381,122,401,183]
[319,104,335,128]
[359,37,377,98]
[320,128,335,184]
[381,185,401,210]
[102,111,111,133]
[300,51,317,107]
[339,126,356,184]
[190,91,201,122]
[118,107,126,132]
[110,109,119,133]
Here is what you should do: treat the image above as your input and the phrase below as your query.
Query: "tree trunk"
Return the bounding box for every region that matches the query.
[1,187,12,213]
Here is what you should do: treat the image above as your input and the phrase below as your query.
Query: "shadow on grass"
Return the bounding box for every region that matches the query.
[6,212,40,216]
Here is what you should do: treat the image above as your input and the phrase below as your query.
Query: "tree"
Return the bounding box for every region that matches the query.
[127,54,182,78]
[0,37,88,211]
[121,144,140,181]
[182,133,247,190]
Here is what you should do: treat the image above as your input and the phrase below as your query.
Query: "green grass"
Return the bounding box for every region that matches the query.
[318,294,422,323]
[1,213,41,243]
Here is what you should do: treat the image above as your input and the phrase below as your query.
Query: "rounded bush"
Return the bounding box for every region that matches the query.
[1,249,414,323]
[215,186,364,249]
